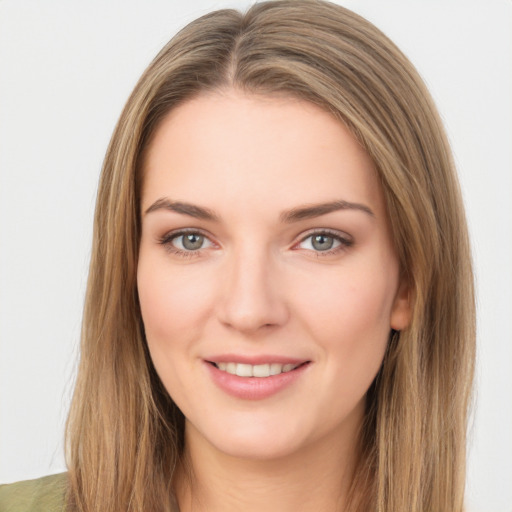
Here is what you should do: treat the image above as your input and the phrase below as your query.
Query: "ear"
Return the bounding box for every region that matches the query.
[390,279,412,331]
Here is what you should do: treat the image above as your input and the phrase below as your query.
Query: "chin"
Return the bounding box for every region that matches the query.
[213,434,305,461]
[187,415,313,462]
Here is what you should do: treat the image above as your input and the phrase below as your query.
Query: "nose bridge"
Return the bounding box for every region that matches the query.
[219,240,288,333]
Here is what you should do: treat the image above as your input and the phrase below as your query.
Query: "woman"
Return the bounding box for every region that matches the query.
[0,1,475,511]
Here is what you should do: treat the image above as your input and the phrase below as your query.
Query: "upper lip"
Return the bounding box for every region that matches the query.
[205,354,310,365]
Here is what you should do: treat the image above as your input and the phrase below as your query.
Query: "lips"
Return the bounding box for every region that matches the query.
[204,356,311,400]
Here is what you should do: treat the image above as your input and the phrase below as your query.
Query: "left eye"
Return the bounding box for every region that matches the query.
[171,232,212,251]
[298,233,345,252]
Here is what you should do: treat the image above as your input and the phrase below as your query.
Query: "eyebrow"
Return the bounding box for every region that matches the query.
[145,198,219,221]
[279,200,374,222]
[144,198,374,222]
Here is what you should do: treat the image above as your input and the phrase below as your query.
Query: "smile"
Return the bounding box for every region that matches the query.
[213,362,301,378]
[205,359,311,400]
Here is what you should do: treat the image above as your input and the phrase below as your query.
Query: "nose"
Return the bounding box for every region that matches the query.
[217,245,289,335]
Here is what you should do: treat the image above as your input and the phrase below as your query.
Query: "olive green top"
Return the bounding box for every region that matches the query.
[0,473,181,511]
[0,473,67,512]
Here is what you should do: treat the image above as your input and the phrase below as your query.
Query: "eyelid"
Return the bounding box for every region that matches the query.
[158,227,213,242]
[297,228,353,242]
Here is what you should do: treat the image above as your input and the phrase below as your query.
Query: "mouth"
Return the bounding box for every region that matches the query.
[208,361,308,378]
[205,358,311,399]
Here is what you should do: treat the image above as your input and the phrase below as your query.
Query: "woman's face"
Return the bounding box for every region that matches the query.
[138,90,410,460]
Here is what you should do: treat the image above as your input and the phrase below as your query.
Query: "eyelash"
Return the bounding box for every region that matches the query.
[157,228,353,259]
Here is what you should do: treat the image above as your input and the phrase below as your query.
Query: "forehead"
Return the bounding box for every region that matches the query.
[141,89,384,217]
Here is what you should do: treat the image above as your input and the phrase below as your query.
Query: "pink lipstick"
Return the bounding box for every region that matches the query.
[204,356,311,400]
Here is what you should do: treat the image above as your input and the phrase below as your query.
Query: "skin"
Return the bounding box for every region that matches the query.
[137,89,410,512]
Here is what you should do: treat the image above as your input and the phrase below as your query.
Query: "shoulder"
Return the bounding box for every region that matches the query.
[0,473,67,512]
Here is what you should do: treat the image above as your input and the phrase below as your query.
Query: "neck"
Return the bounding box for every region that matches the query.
[174,421,362,512]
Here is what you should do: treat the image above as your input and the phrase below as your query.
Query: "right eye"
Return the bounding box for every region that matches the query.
[158,230,214,257]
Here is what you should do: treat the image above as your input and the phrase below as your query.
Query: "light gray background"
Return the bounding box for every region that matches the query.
[1,1,511,511]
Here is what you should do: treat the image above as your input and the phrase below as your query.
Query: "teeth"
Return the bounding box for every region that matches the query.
[253,364,270,377]
[270,363,282,375]
[235,363,253,377]
[215,362,300,377]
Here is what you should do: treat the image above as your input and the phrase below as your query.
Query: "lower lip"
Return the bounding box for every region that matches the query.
[205,361,310,400]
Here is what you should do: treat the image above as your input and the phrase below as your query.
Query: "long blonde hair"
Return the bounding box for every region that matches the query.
[65,1,475,510]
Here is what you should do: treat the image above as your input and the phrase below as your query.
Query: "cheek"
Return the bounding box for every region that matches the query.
[136,254,220,407]
[292,259,396,374]
[137,254,215,357]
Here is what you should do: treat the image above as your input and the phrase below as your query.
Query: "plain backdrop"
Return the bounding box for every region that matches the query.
[0,1,511,511]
